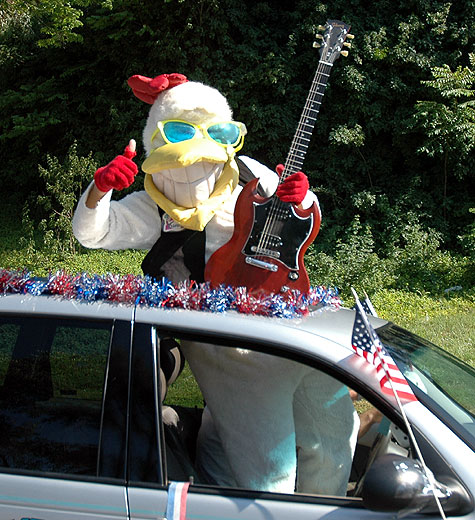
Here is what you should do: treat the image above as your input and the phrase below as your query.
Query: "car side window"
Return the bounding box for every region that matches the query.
[160,339,400,498]
[0,315,111,476]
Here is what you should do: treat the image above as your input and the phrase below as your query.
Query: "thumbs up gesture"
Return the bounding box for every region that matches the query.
[94,139,138,193]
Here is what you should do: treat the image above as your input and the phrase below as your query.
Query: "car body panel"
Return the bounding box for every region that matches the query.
[0,293,135,322]
[404,403,475,493]
[0,473,127,518]
[0,292,474,519]
[127,484,395,520]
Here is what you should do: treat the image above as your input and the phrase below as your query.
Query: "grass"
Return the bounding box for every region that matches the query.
[370,289,475,367]
[164,363,204,409]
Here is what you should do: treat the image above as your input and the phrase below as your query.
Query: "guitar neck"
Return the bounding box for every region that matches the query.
[280,61,332,180]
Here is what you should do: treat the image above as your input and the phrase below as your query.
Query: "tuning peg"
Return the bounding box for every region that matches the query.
[346,33,355,39]
[341,50,349,57]
[313,42,321,48]
[315,33,324,39]
[317,25,326,31]
[343,42,352,48]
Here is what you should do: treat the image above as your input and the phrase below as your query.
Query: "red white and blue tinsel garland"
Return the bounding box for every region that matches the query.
[0,269,340,319]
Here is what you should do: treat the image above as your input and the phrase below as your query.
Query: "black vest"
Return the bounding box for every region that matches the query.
[141,158,266,282]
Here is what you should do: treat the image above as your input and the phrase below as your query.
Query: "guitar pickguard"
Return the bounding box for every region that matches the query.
[242,200,314,270]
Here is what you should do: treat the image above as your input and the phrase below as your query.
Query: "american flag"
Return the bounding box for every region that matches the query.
[363,291,378,317]
[352,296,417,402]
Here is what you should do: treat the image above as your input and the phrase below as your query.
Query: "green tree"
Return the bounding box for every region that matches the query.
[413,53,475,216]
[21,142,97,257]
[1,0,474,254]
[1,0,113,48]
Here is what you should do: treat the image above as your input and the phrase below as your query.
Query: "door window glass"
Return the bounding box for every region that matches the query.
[159,340,400,497]
[0,323,17,386]
[0,315,111,476]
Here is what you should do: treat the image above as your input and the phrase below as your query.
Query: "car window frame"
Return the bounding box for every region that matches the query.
[98,318,133,482]
[149,325,374,508]
[0,311,132,485]
[127,321,164,486]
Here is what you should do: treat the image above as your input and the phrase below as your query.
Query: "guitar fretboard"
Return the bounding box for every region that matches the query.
[282,61,332,179]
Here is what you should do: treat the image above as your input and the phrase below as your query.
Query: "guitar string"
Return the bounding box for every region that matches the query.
[256,61,329,262]
[254,60,331,266]
[285,63,331,174]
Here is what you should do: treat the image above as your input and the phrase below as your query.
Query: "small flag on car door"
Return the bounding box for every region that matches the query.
[166,481,190,520]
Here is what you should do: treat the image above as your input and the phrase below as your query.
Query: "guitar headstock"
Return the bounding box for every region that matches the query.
[313,20,353,64]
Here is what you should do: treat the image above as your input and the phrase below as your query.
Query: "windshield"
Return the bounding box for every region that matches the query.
[377,323,475,448]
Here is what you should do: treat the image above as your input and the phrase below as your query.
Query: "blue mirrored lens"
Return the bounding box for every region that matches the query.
[207,123,241,144]
[163,122,196,143]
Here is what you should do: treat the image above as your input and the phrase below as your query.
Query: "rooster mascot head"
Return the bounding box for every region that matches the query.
[128,73,246,232]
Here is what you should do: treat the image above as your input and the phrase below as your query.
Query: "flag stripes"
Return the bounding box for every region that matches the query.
[352,295,417,402]
[166,481,190,520]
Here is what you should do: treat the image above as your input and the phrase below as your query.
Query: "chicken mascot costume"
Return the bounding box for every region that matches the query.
[73,73,359,495]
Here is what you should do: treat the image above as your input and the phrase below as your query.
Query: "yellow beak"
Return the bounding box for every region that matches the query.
[142,138,231,174]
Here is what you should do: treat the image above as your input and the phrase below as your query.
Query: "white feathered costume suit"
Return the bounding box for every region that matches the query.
[72,73,359,495]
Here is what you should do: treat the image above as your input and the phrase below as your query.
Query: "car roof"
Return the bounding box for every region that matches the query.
[0,291,387,337]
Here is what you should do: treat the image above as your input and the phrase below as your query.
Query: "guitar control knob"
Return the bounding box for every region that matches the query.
[288,271,299,281]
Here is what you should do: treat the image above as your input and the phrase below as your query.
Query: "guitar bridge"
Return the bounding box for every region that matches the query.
[245,257,278,272]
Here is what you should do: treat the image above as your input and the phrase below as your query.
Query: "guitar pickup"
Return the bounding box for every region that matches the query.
[245,257,278,272]
[250,246,280,259]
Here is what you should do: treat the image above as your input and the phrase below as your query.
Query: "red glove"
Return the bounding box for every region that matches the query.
[94,141,138,192]
[275,164,309,204]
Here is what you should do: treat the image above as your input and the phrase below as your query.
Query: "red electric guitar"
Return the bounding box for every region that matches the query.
[205,20,353,294]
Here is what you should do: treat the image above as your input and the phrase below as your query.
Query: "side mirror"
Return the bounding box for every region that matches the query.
[362,455,473,516]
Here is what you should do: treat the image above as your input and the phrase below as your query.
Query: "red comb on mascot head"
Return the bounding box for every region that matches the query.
[72,72,358,495]
[127,73,189,104]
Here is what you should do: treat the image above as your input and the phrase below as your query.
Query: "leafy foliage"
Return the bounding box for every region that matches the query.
[0,0,474,270]
[1,0,114,48]
[459,208,475,256]
[307,210,474,298]
[20,142,97,258]
[411,53,474,219]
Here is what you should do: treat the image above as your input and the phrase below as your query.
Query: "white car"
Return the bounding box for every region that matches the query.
[0,283,473,519]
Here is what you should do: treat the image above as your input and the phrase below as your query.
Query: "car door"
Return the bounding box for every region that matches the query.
[0,313,131,519]
[125,326,390,520]
[127,326,473,520]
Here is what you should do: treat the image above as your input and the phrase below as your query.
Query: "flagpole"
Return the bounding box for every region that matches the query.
[351,288,447,519]
[363,290,378,317]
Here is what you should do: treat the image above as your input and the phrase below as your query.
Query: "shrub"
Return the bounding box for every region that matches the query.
[307,214,393,297]
[20,142,97,258]
[458,208,475,257]
[307,211,474,298]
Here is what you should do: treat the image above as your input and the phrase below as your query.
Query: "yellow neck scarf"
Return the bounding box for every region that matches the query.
[142,139,239,231]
